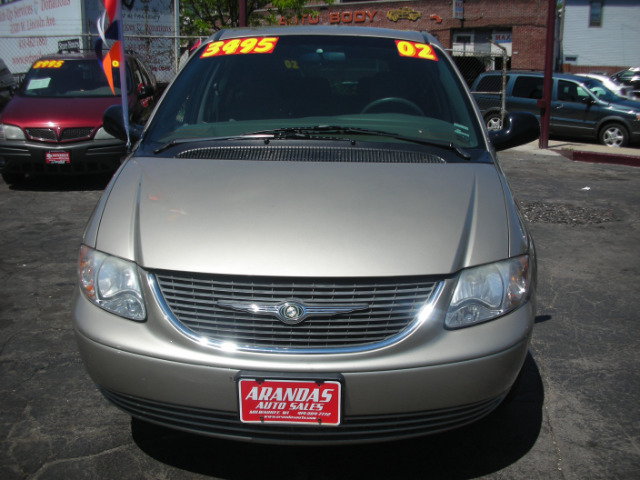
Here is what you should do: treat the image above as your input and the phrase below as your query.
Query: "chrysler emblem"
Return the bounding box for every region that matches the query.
[217,300,369,325]
[281,303,304,322]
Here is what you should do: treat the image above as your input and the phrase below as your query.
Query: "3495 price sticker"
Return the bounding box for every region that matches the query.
[200,37,279,58]
[33,60,65,69]
[395,40,438,61]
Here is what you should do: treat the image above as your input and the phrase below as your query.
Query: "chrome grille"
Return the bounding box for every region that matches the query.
[152,272,441,353]
[60,127,93,141]
[25,128,56,141]
[25,127,94,142]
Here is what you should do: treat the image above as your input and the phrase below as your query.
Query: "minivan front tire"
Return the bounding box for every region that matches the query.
[599,122,629,147]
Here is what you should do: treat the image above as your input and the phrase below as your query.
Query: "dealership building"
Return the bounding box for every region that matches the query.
[278,0,551,72]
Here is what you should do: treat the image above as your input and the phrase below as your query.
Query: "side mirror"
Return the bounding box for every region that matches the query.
[103,105,143,145]
[489,112,540,152]
[138,84,154,99]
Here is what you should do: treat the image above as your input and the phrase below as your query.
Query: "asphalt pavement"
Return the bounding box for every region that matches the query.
[1,143,639,479]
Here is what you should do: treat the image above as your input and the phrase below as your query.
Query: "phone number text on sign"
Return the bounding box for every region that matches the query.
[200,37,279,58]
[395,40,438,61]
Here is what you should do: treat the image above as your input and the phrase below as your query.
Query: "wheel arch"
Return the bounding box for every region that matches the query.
[483,107,504,119]
[597,118,631,147]
[595,116,632,136]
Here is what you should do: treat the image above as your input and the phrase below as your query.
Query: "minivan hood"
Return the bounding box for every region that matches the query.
[1,96,120,128]
[93,157,518,277]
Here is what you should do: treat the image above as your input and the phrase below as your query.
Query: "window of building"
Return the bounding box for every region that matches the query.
[589,1,603,27]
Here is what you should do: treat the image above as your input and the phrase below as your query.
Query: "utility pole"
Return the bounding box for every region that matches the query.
[538,0,557,149]
[239,0,246,27]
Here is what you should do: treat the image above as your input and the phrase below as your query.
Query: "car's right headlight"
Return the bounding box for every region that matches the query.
[78,245,146,321]
[94,126,116,140]
[445,255,533,329]
[0,123,25,141]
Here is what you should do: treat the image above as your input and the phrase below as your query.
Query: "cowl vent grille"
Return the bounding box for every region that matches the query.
[176,146,446,164]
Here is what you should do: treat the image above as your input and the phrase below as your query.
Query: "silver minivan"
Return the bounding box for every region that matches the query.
[73,26,539,444]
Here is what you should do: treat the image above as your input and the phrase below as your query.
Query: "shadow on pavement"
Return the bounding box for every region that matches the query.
[131,353,543,479]
[5,173,113,192]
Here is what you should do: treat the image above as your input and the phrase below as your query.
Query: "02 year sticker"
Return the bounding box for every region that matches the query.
[395,40,438,61]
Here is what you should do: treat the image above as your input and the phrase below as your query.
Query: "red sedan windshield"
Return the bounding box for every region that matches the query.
[21,59,129,98]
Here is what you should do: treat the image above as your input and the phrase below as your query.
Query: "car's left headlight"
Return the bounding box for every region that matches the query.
[0,123,25,141]
[445,255,533,329]
[78,245,146,321]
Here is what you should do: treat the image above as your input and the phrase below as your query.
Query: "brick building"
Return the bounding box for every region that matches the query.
[279,0,551,73]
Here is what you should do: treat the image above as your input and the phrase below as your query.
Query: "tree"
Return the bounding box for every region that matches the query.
[180,0,333,36]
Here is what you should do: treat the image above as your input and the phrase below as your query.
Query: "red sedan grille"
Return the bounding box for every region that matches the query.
[25,127,94,143]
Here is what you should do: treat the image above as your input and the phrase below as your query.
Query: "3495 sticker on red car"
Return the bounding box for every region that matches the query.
[32,60,65,68]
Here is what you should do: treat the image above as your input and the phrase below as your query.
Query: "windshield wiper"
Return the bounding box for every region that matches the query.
[153,133,273,154]
[153,125,471,160]
[152,127,351,154]
[249,125,395,138]
[249,125,472,160]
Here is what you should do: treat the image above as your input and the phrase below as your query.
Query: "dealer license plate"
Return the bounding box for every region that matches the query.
[45,151,70,165]
[238,378,341,426]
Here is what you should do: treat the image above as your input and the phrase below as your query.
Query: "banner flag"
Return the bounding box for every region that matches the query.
[95,0,130,147]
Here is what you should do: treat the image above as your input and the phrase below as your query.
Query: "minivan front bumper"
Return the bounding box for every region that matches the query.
[73,286,534,444]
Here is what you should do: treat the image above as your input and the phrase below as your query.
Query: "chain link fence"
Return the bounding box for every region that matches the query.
[450,50,509,127]
[0,33,203,86]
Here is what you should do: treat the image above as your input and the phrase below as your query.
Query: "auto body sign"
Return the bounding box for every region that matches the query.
[238,379,341,426]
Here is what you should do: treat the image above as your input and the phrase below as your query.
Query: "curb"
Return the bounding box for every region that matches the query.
[551,148,640,167]
[513,141,640,167]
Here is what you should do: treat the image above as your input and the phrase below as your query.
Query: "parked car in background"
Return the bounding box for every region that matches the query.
[0,50,156,185]
[0,58,17,111]
[576,73,634,100]
[472,70,640,147]
[610,67,640,100]
[73,26,540,445]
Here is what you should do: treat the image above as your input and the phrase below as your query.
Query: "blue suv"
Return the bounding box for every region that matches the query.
[472,71,640,147]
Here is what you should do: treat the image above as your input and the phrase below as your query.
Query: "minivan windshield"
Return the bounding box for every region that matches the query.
[144,35,482,149]
[20,59,130,98]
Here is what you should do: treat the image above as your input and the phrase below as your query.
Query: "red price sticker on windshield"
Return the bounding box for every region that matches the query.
[395,40,438,61]
[200,37,279,58]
